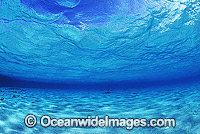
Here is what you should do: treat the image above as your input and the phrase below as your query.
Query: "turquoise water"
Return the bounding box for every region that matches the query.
[0,83,200,133]
[0,0,199,82]
[0,0,200,133]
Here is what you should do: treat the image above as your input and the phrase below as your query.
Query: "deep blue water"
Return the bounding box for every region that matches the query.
[0,0,200,133]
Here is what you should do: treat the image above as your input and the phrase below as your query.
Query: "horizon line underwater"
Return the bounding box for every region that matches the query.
[0,0,200,133]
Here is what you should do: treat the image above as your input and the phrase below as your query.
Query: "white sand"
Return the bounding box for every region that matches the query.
[0,83,199,134]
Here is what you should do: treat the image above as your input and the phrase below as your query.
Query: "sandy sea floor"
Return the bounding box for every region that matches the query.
[0,82,200,134]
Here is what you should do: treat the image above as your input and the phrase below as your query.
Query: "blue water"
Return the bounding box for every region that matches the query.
[0,0,199,82]
[0,0,200,133]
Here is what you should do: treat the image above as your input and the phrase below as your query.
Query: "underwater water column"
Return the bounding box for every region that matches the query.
[0,0,200,133]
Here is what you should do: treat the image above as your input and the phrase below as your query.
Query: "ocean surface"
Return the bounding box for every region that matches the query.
[0,0,200,133]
